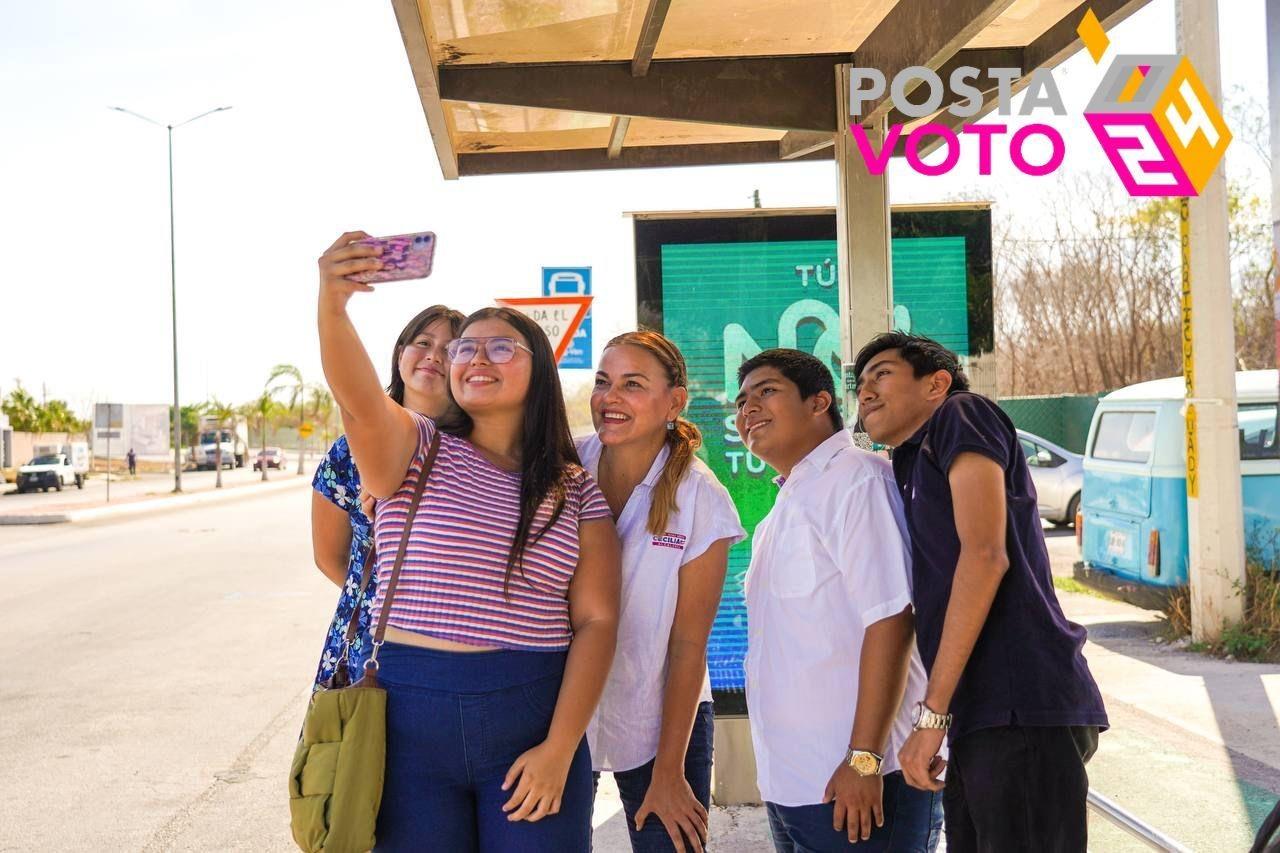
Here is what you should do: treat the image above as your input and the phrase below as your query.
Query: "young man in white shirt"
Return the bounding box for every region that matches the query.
[734,349,941,853]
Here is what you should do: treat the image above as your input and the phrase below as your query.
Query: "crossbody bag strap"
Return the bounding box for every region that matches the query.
[361,432,440,677]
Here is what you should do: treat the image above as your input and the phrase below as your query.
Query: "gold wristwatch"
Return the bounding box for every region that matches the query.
[844,747,884,777]
[911,701,953,731]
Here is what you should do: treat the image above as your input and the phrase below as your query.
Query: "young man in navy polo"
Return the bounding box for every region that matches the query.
[854,332,1107,853]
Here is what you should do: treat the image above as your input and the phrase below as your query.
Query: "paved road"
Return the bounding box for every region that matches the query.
[0,465,311,516]
[0,484,646,852]
[0,486,329,851]
[1,493,1276,851]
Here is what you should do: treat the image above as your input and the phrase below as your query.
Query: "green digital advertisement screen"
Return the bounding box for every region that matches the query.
[634,208,993,715]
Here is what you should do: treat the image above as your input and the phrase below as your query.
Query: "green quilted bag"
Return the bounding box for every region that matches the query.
[288,434,438,853]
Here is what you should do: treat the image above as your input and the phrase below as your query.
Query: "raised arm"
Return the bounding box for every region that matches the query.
[502,516,621,823]
[316,231,418,497]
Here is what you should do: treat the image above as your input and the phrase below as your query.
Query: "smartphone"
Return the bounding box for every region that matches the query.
[348,231,436,283]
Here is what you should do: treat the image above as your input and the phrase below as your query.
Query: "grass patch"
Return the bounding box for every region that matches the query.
[1053,576,1114,600]
[1161,530,1280,662]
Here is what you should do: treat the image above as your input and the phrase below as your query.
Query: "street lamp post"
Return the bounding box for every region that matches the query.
[110,105,231,493]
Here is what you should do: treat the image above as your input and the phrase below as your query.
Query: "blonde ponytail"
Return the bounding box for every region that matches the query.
[647,417,702,535]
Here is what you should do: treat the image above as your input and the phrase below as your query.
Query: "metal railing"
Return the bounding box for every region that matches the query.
[1088,789,1194,852]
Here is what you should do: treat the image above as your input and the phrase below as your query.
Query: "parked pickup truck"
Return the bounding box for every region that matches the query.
[16,443,89,493]
[196,416,249,470]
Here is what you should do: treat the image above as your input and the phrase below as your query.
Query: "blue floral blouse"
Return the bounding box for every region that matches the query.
[311,435,376,689]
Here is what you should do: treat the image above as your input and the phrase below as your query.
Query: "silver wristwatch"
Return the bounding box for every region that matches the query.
[911,701,953,731]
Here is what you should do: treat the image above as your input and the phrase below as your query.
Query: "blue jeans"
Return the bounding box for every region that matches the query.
[594,701,715,852]
[374,643,593,852]
[766,771,943,853]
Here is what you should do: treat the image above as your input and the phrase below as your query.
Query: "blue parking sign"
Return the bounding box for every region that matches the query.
[542,267,592,368]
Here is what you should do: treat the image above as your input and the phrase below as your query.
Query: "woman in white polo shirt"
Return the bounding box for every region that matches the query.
[580,330,746,853]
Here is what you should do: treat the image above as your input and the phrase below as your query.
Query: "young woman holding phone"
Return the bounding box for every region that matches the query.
[310,303,464,687]
[582,331,745,853]
[316,231,621,852]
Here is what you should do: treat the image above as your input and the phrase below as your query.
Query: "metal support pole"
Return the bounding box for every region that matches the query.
[168,125,183,494]
[835,64,894,426]
[1178,0,1246,641]
[1268,0,1280,419]
[1087,789,1192,852]
[111,106,227,492]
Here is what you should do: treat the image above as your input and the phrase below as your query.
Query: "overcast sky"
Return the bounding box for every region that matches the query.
[0,0,1270,415]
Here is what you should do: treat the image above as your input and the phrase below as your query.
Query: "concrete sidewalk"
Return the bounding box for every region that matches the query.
[0,468,311,525]
[593,583,1280,852]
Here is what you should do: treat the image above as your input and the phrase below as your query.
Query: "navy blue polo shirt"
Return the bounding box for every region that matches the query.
[891,392,1108,741]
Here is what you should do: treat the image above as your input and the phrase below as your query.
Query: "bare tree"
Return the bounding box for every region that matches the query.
[996,172,1274,396]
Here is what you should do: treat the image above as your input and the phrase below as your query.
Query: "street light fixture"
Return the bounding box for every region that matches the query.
[110,105,231,493]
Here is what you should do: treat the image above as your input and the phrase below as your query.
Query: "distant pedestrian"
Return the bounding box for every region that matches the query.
[126,448,137,477]
[855,332,1107,853]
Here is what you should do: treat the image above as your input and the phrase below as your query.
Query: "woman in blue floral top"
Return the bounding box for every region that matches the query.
[310,304,465,688]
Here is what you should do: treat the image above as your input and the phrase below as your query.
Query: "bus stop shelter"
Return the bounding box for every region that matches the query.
[387,0,1264,798]
[387,0,1166,412]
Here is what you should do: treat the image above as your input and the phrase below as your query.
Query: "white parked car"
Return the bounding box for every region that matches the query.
[16,453,85,493]
[1017,429,1084,527]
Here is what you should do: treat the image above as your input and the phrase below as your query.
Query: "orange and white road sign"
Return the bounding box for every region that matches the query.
[494,296,593,364]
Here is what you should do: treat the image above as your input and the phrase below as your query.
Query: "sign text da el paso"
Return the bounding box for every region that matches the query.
[848,65,1069,179]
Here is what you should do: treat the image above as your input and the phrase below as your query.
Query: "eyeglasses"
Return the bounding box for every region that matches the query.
[444,336,534,364]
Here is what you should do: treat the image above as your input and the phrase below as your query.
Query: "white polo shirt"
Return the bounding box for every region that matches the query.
[578,433,746,772]
[744,429,928,807]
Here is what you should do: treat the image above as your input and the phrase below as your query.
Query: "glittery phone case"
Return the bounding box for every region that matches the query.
[348,231,436,283]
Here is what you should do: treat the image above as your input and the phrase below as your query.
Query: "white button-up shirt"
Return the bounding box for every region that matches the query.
[744,429,928,807]
[578,433,747,772]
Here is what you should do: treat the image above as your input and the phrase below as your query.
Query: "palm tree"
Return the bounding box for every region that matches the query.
[201,398,237,489]
[242,393,281,482]
[267,364,307,475]
[171,404,203,470]
[308,384,336,451]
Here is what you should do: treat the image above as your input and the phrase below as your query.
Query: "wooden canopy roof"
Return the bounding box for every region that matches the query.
[389,0,1154,178]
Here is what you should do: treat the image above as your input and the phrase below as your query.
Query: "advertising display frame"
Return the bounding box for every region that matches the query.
[632,205,993,715]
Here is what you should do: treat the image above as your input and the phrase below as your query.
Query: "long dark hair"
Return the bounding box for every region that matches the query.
[604,330,701,535]
[439,306,580,592]
[386,305,466,406]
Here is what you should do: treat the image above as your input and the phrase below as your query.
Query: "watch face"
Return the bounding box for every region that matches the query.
[852,752,879,776]
[911,703,923,726]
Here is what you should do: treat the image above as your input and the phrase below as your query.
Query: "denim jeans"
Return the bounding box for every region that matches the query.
[594,701,715,852]
[766,771,943,853]
[374,643,593,852]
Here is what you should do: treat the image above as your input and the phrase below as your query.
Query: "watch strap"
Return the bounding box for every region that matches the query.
[913,701,953,731]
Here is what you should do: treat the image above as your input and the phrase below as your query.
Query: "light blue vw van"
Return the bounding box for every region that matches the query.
[1080,370,1280,588]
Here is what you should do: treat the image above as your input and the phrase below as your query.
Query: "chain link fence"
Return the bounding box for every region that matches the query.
[996,393,1104,454]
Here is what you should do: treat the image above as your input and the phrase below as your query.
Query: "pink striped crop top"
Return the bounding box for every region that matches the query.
[370,412,612,651]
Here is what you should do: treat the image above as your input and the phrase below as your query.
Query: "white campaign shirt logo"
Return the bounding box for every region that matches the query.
[651,532,687,550]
